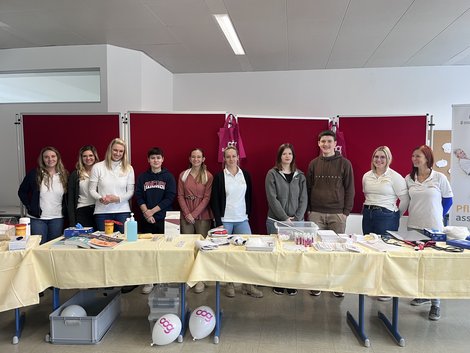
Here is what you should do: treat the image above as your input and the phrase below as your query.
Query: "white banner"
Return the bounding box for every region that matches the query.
[450,105,470,227]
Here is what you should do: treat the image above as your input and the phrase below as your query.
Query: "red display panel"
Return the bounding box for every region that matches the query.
[22,114,121,173]
[129,112,226,183]
[238,117,329,234]
[338,115,428,214]
[129,112,226,222]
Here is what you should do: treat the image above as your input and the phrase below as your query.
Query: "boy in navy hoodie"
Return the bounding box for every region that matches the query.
[135,147,176,234]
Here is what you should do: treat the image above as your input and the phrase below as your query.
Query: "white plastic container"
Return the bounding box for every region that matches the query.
[19,217,31,236]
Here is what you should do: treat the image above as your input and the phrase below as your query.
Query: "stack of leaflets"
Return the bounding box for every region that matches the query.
[64,233,123,249]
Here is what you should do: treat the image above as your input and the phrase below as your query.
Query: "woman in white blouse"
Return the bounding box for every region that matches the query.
[362,146,409,236]
[89,138,134,234]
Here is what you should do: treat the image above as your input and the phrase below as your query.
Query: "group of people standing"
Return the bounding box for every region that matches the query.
[265,130,451,322]
[18,131,453,320]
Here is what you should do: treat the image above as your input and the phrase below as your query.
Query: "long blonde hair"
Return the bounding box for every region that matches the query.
[105,138,130,172]
[36,146,68,190]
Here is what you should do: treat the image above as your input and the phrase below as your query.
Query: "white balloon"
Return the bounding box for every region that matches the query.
[152,314,181,345]
[60,304,87,317]
[189,306,216,340]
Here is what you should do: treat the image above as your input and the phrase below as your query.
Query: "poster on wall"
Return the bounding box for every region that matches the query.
[450,105,470,227]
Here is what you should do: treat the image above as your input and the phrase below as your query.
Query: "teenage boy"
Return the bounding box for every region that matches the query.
[135,147,176,294]
[306,130,354,297]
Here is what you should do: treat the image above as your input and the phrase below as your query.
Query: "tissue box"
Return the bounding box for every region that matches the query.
[9,237,29,251]
[423,228,446,241]
[64,227,94,238]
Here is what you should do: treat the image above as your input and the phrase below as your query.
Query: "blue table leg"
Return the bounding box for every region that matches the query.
[346,294,370,347]
[12,308,25,344]
[178,283,187,342]
[52,288,60,311]
[378,297,405,347]
[213,281,222,344]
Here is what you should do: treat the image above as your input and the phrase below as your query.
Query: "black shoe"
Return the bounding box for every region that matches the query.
[273,287,285,295]
[121,285,138,294]
[286,288,298,296]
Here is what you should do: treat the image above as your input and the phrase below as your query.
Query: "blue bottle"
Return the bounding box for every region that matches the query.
[125,213,138,242]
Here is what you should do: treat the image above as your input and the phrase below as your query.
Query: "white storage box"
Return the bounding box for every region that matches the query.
[49,289,121,344]
[274,221,319,240]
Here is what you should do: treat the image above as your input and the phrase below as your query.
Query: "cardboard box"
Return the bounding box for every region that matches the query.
[64,227,94,238]
[423,228,446,241]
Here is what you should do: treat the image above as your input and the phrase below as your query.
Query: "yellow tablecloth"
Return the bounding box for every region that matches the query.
[0,235,41,312]
[187,237,470,299]
[31,234,201,291]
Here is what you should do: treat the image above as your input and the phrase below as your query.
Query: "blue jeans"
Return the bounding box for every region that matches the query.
[95,212,130,234]
[31,218,64,244]
[266,218,278,235]
[362,207,399,235]
[223,220,252,235]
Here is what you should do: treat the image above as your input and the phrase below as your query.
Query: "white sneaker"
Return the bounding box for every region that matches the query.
[141,284,154,294]
[194,282,205,293]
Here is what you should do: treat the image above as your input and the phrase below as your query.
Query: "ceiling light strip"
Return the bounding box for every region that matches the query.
[213,14,245,55]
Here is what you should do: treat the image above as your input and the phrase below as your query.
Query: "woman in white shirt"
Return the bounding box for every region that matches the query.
[405,145,453,321]
[210,146,262,298]
[362,146,409,236]
[89,138,134,234]
[18,146,68,244]
[67,145,99,228]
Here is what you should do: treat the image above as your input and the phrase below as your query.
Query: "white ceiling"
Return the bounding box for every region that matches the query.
[1,0,470,73]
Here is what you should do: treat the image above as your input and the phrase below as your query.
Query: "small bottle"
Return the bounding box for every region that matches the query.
[19,217,31,237]
[125,213,138,242]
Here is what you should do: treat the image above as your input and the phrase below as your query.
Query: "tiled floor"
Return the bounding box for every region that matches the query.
[1,284,469,353]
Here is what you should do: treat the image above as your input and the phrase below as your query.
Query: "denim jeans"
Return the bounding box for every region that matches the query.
[362,207,399,235]
[95,212,130,234]
[223,219,252,235]
[31,217,64,244]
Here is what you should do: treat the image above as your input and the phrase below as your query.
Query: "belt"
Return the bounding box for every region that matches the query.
[364,205,387,211]
[184,195,198,200]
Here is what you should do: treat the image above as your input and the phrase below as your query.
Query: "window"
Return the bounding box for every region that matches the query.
[0,69,101,103]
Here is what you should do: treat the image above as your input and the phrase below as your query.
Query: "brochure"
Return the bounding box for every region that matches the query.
[64,234,123,249]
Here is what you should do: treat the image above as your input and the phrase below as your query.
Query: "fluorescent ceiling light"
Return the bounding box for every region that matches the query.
[214,14,245,55]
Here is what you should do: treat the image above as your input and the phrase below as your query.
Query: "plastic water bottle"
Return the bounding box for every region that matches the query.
[125,213,138,242]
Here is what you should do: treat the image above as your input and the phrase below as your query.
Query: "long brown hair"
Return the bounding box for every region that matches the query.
[76,145,99,180]
[36,146,68,190]
[275,143,297,172]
